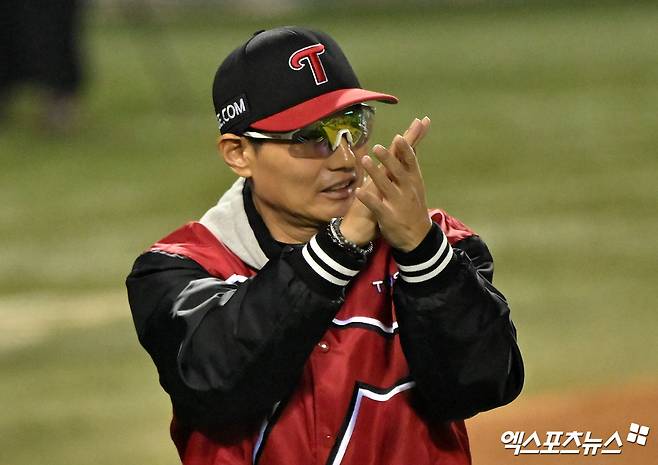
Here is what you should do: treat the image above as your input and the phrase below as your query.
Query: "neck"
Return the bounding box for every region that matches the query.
[251,194,322,244]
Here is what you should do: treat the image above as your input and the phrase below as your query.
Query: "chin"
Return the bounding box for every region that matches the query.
[308,207,348,227]
[308,193,356,225]
[325,198,354,219]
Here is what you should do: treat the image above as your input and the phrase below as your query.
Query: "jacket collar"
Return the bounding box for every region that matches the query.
[199,178,271,270]
[241,179,287,260]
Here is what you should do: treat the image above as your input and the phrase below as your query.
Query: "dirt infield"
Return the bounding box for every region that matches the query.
[466,378,658,465]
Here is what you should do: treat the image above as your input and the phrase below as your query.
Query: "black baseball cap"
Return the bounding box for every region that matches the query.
[212,26,398,134]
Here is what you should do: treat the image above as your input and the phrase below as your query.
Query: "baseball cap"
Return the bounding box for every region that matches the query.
[212,26,398,134]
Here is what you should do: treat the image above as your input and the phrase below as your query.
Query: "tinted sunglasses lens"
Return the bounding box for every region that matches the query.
[292,124,333,156]
[359,107,375,147]
[292,106,374,153]
[324,106,374,150]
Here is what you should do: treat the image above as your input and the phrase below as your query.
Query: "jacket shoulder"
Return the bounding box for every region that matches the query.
[148,222,253,278]
[428,208,476,245]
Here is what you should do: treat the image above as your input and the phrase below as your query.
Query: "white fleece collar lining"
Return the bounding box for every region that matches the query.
[199,177,269,270]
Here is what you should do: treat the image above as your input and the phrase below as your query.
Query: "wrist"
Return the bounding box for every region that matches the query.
[339,216,376,246]
[330,217,374,256]
[396,218,433,253]
[392,222,456,288]
[285,225,367,298]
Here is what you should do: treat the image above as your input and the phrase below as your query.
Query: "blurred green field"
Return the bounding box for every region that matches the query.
[1,2,657,464]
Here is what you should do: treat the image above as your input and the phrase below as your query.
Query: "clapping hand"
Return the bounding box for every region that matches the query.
[341,117,432,251]
[355,117,432,252]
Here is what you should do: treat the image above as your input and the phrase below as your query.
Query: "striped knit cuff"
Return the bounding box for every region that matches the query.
[392,222,456,289]
[287,228,367,297]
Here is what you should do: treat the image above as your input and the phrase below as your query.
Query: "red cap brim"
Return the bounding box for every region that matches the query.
[250,88,398,132]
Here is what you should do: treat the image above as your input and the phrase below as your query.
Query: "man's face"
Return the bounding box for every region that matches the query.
[247,137,367,234]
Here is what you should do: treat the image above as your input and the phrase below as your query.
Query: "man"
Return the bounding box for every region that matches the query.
[126,26,523,465]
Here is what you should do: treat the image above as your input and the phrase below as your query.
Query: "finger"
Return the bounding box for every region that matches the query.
[391,136,423,184]
[414,116,431,146]
[403,116,431,149]
[403,118,423,148]
[355,186,386,217]
[359,173,383,198]
[372,144,407,183]
[402,118,419,140]
[392,134,423,179]
[361,155,398,198]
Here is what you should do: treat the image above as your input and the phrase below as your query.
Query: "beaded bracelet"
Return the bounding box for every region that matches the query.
[328,217,374,257]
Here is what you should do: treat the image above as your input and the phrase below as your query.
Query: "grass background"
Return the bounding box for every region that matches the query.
[1,1,657,463]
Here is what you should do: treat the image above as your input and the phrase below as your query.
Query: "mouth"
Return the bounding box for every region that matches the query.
[320,177,358,200]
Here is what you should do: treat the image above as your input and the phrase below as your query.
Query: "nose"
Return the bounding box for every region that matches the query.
[327,135,356,171]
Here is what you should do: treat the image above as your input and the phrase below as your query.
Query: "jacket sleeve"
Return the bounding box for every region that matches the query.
[126,229,367,430]
[392,222,524,422]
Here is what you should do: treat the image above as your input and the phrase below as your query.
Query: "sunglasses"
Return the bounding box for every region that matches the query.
[242,104,375,157]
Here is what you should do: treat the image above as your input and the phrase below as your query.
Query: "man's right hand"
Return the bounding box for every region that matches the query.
[340,117,431,247]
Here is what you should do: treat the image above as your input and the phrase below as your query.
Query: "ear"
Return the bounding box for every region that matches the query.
[218,134,254,178]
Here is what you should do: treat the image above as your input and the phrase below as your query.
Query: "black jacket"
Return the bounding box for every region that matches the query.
[126,179,524,432]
